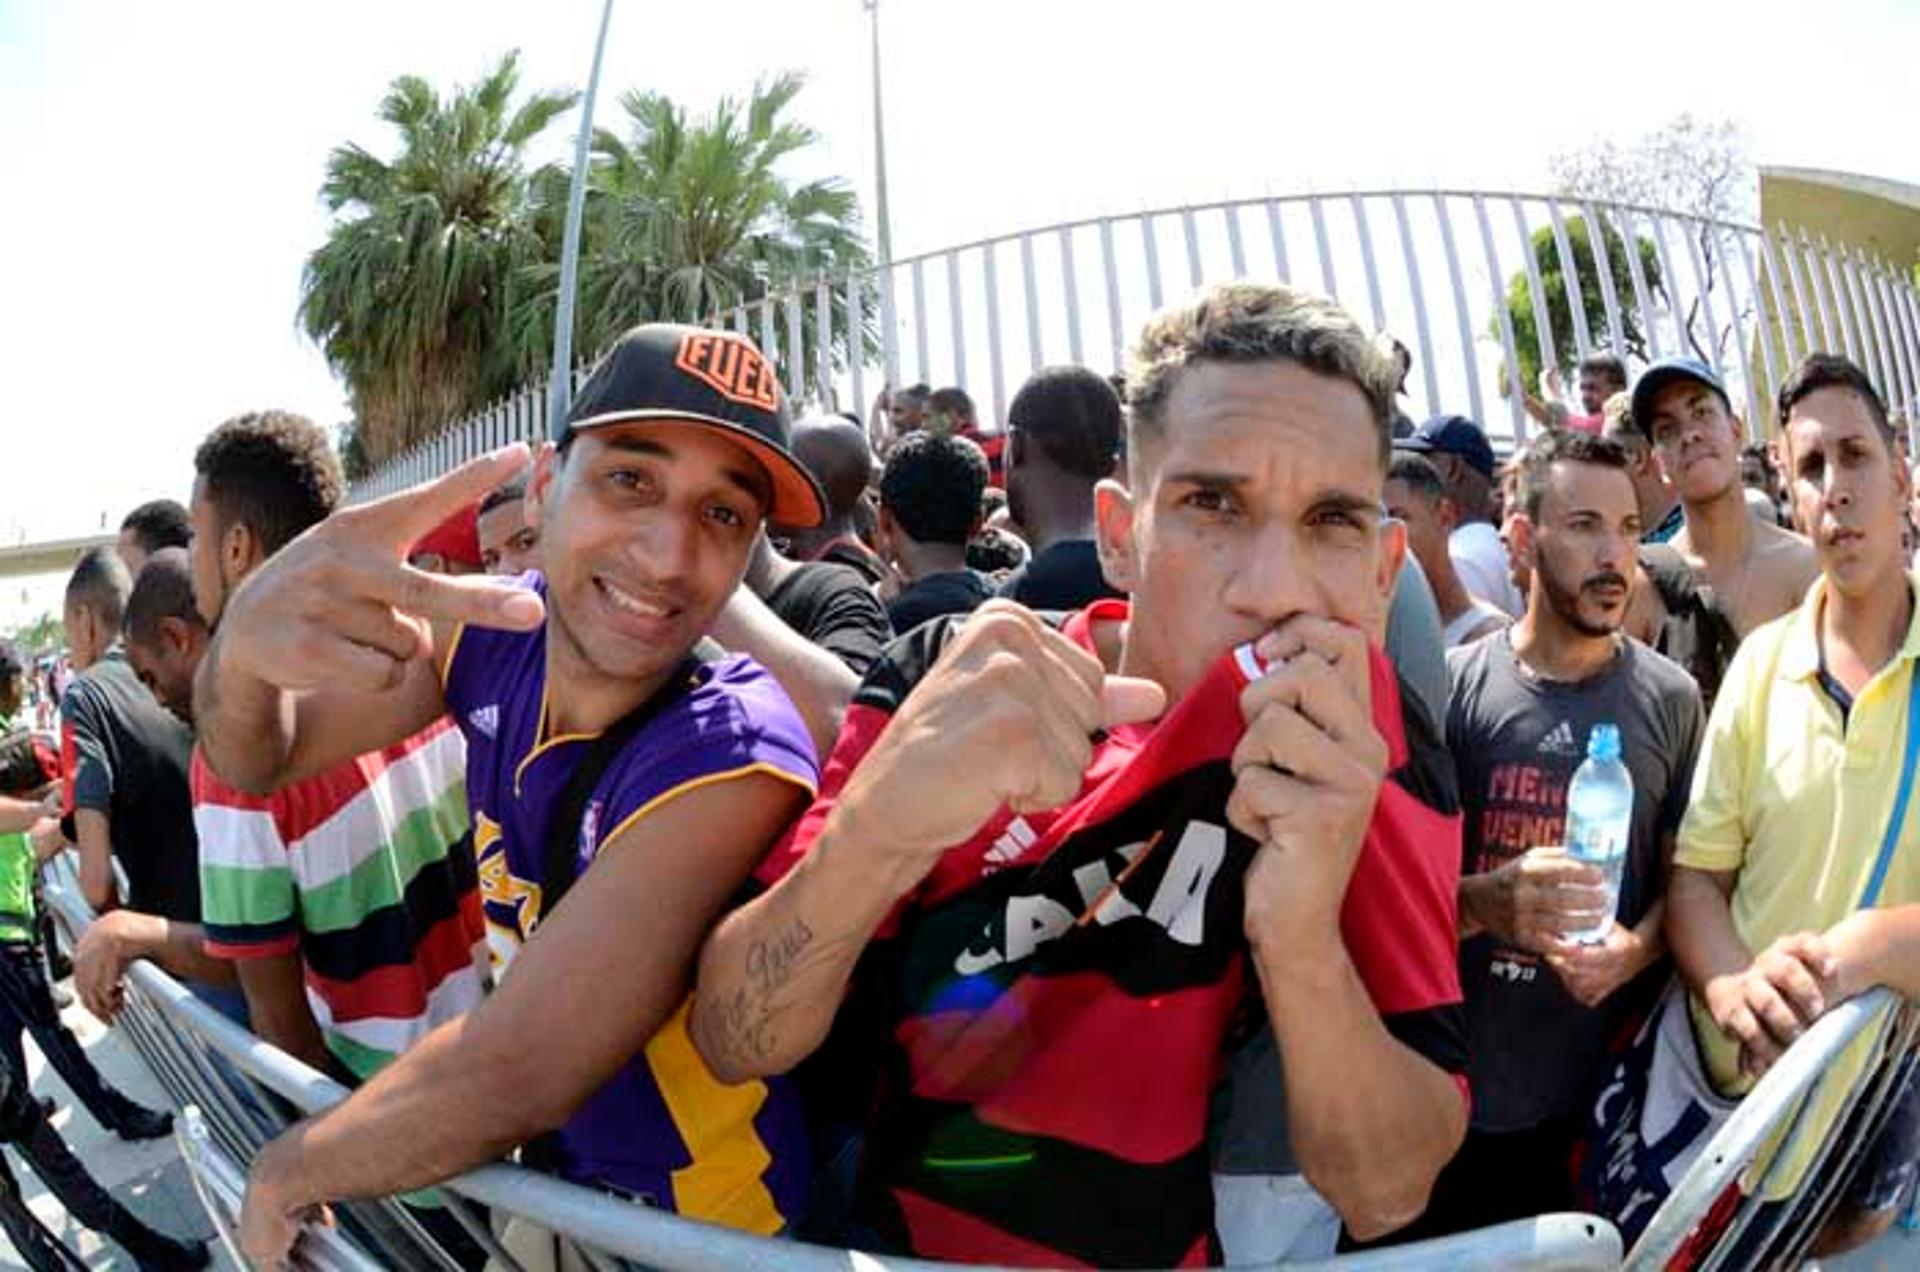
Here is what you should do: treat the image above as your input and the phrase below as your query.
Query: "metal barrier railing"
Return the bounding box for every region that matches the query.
[1622,986,1919,1270]
[350,188,1920,503]
[37,854,1628,1270]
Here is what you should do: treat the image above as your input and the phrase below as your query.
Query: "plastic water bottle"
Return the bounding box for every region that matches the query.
[1564,723,1632,945]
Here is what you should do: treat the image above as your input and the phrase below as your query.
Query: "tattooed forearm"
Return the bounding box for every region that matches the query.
[703,917,815,1074]
[746,917,814,995]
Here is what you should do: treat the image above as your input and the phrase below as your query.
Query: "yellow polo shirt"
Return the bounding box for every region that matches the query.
[1675,574,1920,1191]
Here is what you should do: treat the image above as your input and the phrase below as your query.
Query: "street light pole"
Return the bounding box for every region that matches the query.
[549,0,617,437]
[863,0,900,393]
[864,0,894,271]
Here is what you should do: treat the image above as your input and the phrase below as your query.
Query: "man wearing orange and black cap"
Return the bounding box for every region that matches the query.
[194,325,834,1262]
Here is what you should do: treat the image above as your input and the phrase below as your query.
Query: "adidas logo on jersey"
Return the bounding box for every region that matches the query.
[468,704,500,740]
[1537,721,1580,757]
[982,816,1039,868]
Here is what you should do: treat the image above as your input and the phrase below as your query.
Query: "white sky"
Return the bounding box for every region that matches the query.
[2,0,1916,626]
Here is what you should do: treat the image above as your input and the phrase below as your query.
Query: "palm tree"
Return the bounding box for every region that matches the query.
[510,72,872,398]
[300,53,577,463]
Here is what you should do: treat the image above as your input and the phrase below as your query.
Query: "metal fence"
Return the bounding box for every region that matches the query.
[37,843,1920,1270]
[1622,986,1919,1270]
[38,856,1627,1271]
[352,188,1920,503]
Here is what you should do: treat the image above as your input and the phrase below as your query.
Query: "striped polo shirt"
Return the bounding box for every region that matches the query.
[194,718,485,1080]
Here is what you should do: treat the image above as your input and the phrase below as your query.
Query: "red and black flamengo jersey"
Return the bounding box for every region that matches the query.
[755,599,1466,1268]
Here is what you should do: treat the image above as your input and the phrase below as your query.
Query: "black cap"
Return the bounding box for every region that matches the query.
[558,324,828,528]
[1396,414,1496,481]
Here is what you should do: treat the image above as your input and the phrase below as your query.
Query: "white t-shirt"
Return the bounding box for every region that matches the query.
[1449,520,1524,617]
[1442,597,1511,648]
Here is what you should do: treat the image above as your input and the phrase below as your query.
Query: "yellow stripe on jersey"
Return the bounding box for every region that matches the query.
[644,998,784,1234]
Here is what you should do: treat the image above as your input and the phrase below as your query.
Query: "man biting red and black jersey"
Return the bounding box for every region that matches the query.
[692,282,1470,1267]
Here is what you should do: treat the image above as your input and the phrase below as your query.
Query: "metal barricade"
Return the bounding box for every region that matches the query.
[38,855,1628,1270]
[1623,986,1920,1270]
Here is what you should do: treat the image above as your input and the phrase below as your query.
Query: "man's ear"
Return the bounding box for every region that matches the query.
[1510,511,1539,571]
[1093,477,1140,593]
[1436,496,1459,534]
[525,443,560,531]
[223,519,262,588]
[1372,519,1408,638]
[158,616,192,658]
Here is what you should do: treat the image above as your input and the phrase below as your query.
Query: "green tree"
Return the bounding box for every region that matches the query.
[1498,214,1664,392]
[300,53,578,464]
[10,612,63,657]
[510,72,872,400]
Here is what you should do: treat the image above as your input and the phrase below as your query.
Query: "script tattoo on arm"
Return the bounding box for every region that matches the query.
[707,916,816,1074]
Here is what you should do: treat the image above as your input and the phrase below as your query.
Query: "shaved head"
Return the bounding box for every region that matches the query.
[789,415,874,521]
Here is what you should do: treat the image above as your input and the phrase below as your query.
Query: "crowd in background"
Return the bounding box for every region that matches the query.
[1,279,1918,1270]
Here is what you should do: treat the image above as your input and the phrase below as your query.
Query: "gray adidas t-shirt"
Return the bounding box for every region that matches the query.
[1446,632,1703,1132]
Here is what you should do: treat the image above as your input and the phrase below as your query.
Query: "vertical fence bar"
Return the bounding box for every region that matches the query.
[1433,194,1485,426]
[946,250,968,394]
[1100,219,1124,370]
[1843,249,1892,402]
[1391,193,1441,417]
[1876,266,1919,420]
[1141,214,1165,311]
[784,290,805,399]
[1473,194,1529,441]
[1180,207,1203,290]
[1780,227,1828,353]
[1875,262,1916,418]
[814,278,833,409]
[1351,195,1387,332]
[1731,227,1780,419]
[1802,232,1846,356]
[1309,196,1337,299]
[1614,206,1663,361]
[910,258,930,384]
[1265,199,1290,281]
[1895,280,1920,425]
[1059,227,1084,366]
[1544,198,1593,359]
[758,299,776,378]
[1820,234,1866,361]
[1581,202,1628,355]
[1869,264,1914,422]
[984,241,1008,426]
[1757,228,1801,369]
[1510,197,1558,378]
[1708,224,1763,428]
[1224,204,1247,278]
[847,273,867,414]
[731,305,749,338]
[1646,214,1689,362]
[1021,232,1045,373]
[880,263,900,393]
[1679,220,1729,386]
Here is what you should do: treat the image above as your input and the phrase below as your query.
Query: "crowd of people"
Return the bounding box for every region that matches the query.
[1,279,1918,1270]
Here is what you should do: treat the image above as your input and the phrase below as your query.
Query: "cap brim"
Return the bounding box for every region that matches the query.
[1632,367,1728,434]
[567,409,829,528]
[1394,436,1439,453]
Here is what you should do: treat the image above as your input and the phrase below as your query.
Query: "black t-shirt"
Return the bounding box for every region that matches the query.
[886,569,993,634]
[764,562,895,677]
[995,539,1122,613]
[818,539,888,587]
[59,649,201,923]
